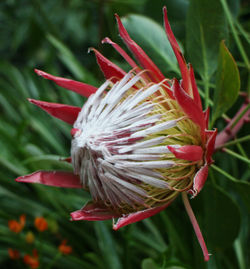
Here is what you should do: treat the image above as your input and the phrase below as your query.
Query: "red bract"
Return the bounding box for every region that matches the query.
[16,7,216,261]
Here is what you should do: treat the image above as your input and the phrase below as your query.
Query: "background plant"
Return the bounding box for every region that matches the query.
[0,0,249,268]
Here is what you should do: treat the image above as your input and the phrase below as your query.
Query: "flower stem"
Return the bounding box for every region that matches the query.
[234,239,246,269]
[222,148,250,165]
[220,0,250,70]
[211,164,239,182]
[230,104,250,129]
[215,102,250,150]
[217,135,250,149]
[235,20,250,45]
[182,192,210,261]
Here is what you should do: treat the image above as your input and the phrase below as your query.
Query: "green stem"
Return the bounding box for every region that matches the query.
[230,104,250,129]
[220,0,250,70]
[199,23,210,108]
[196,85,230,121]
[234,239,246,269]
[204,76,210,109]
[236,143,250,170]
[236,61,248,68]
[196,80,215,89]
[236,143,248,159]
[223,148,250,165]
[247,72,250,98]
[235,20,250,45]
[211,164,239,182]
[197,86,213,107]
[217,135,250,149]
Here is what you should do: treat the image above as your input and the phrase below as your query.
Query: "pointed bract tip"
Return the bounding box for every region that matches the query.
[172,77,179,87]
[115,14,123,26]
[60,157,72,163]
[15,171,82,188]
[27,98,36,104]
[34,69,50,79]
[88,47,94,54]
[102,37,112,44]
[27,98,44,107]
[91,47,126,81]
[34,68,41,75]
[112,223,119,231]
[15,176,23,182]
[163,6,168,20]
[26,99,81,125]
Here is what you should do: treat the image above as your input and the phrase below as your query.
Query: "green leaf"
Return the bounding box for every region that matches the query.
[47,34,96,84]
[186,0,228,77]
[202,184,241,248]
[231,181,250,213]
[0,156,28,175]
[212,41,240,122]
[94,222,122,269]
[22,154,72,170]
[121,15,179,75]
[227,0,240,18]
[143,219,167,250]
[166,265,189,269]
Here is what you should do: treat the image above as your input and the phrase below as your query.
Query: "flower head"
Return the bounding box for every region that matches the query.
[16,7,216,261]
[8,214,26,233]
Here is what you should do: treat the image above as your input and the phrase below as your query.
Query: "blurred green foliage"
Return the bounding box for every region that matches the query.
[0,0,249,268]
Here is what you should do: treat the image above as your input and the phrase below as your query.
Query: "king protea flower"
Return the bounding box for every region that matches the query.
[16,7,217,261]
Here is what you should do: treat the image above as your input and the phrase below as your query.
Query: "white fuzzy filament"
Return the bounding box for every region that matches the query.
[71,74,180,209]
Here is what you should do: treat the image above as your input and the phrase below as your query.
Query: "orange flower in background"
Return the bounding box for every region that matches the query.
[58,240,72,255]
[23,249,39,269]
[8,214,26,233]
[34,216,48,232]
[8,248,20,259]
